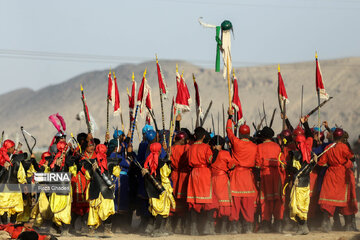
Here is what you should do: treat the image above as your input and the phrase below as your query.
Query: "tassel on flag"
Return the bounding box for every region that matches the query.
[278,64,289,104]
[156,55,168,98]
[175,65,191,112]
[112,72,121,116]
[315,52,329,100]
[231,72,244,125]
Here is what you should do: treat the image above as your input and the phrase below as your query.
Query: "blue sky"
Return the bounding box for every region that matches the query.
[0,0,359,94]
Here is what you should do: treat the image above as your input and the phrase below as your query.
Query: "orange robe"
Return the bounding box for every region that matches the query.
[171,144,191,199]
[211,150,232,206]
[187,141,213,204]
[256,140,284,221]
[256,141,283,201]
[226,119,257,198]
[318,142,355,208]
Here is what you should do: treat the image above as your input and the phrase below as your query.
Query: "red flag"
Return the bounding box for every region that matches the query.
[175,70,191,112]
[107,71,112,100]
[128,77,136,110]
[278,65,289,103]
[145,88,152,124]
[112,73,121,115]
[137,69,147,104]
[315,53,329,100]
[127,73,136,123]
[193,75,203,117]
[156,57,167,97]
[231,74,244,124]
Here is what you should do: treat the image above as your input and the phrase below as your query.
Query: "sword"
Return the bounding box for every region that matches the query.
[306,97,333,117]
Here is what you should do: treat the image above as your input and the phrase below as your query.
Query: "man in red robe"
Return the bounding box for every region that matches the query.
[209,135,232,234]
[170,131,190,234]
[187,127,215,235]
[255,126,284,233]
[226,109,257,233]
[318,128,358,232]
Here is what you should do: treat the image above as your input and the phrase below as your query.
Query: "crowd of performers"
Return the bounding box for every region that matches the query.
[0,109,359,238]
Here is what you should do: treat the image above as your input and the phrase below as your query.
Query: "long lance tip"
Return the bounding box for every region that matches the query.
[192,73,196,83]
[132,72,134,82]
[143,68,147,77]
[80,84,83,91]
[278,64,280,72]
[181,70,184,78]
[126,88,130,95]
[176,64,178,73]
[315,51,318,59]
[155,54,158,63]
[113,72,116,78]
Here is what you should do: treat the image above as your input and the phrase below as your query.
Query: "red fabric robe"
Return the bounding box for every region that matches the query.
[171,144,190,199]
[318,142,355,207]
[255,140,284,201]
[187,141,213,204]
[211,150,232,206]
[226,119,257,198]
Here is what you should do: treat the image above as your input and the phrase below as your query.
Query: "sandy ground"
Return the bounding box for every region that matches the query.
[55,232,360,240]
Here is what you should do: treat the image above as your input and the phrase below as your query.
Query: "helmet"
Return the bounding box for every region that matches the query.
[146,130,157,142]
[260,127,274,139]
[209,132,215,138]
[175,131,187,141]
[239,124,250,135]
[295,134,306,143]
[113,130,124,139]
[3,140,15,150]
[281,129,292,138]
[142,124,154,134]
[221,20,233,30]
[55,132,66,137]
[293,127,304,136]
[333,128,344,139]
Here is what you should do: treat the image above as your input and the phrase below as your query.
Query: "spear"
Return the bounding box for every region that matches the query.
[106,70,111,134]
[156,55,167,144]
[211,114,215,135]
[269,108,277,128]
[0,131,4,147]
[80,84,92,133]
[306,97,333,117]
[217,111,220,136]
[200,100,213,127]
[263,101,268,126]
[301,85,304,119]
[222,103,225,137]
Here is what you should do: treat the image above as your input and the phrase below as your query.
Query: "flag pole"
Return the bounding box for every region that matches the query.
[131,68,146,144]
[316,51,321,139]
[106,70,111,135]
[227,55,232,110]
[156,55,166,144]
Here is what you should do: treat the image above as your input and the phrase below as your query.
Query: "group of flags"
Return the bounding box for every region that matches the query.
[103,51,329,134]
[278,52,330,111]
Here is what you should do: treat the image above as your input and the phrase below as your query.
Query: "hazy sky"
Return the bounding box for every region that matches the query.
[0,0,359,94]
